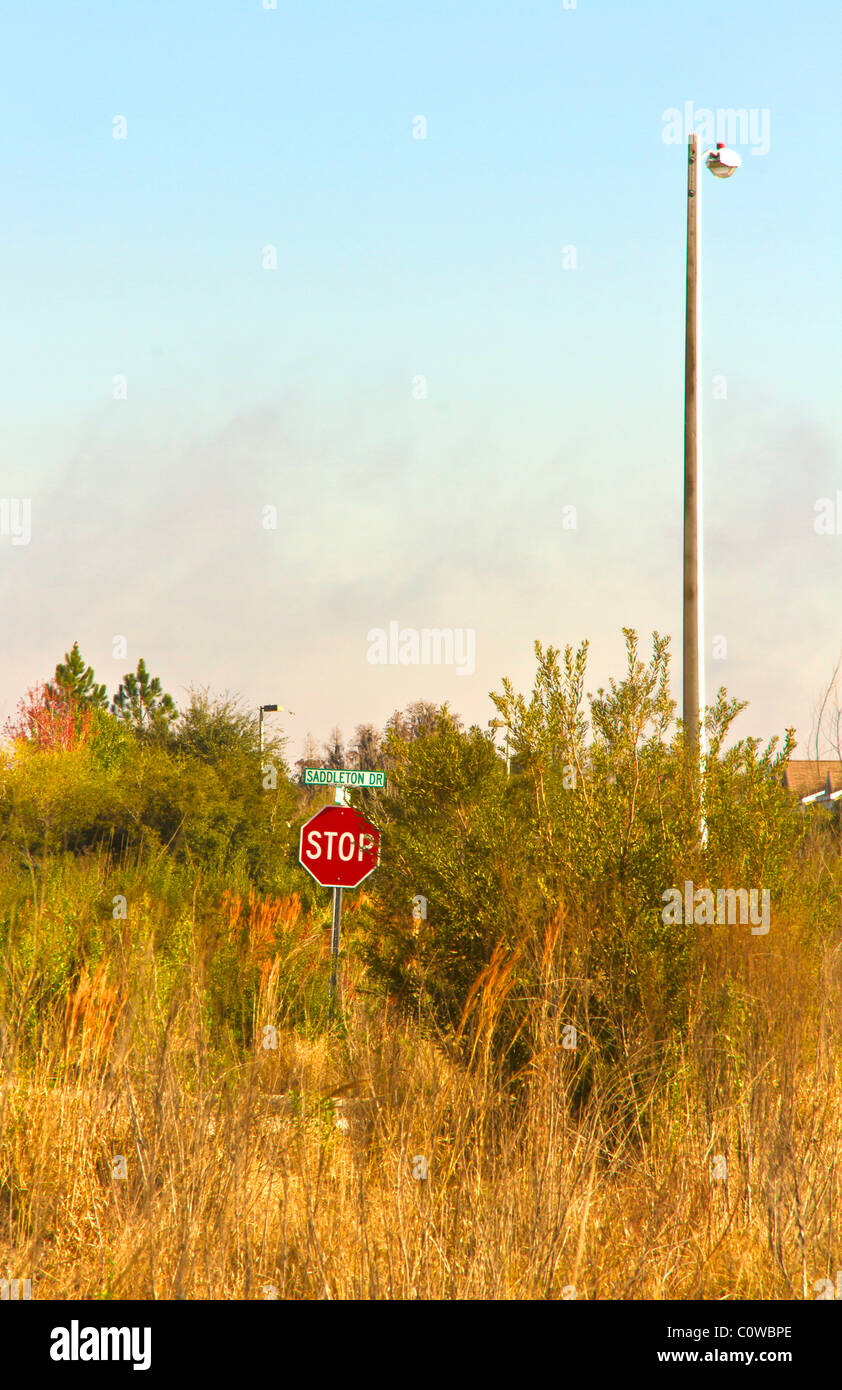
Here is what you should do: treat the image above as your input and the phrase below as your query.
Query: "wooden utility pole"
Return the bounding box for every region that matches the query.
[683,134,701,756]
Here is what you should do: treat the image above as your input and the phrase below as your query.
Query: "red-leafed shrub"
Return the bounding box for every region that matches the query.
[2,682,93,752]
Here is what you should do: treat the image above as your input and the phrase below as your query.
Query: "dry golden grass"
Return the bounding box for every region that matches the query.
[2,895,841,1301]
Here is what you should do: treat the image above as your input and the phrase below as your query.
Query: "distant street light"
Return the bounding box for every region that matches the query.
[683,135,740,841]
[259,703,280,757]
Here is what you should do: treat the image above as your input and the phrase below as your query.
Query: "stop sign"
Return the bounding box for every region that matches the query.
[298,805,381,888]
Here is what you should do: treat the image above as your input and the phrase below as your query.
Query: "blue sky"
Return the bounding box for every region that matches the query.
[1,0,840,761]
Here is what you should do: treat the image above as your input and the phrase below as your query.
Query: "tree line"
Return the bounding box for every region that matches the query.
[2,629,835,1087]
[6,640,454,780]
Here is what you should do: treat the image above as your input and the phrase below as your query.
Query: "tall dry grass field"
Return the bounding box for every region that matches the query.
[3,884,841,1301]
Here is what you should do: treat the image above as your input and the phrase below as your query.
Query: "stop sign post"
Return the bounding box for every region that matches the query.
[299,804,381,1007]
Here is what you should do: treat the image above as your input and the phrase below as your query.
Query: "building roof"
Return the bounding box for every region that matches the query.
[783,759,842,798]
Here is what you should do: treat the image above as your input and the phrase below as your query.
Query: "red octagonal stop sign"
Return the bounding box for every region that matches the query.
[298,805,381,888]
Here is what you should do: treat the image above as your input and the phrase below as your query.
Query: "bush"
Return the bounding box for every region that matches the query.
[356,632,830,1107]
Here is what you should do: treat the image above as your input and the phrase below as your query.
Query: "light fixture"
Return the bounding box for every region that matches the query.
[705,142,741,179]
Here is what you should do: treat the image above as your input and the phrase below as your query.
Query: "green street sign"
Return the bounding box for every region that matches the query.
[303,767,385,788]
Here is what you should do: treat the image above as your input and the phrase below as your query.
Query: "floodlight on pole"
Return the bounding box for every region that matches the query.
[705,143,741,178]
[683,134,740,849]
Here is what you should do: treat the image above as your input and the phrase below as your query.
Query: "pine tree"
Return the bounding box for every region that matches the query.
[111,658,177,734]
[47,642,108,711]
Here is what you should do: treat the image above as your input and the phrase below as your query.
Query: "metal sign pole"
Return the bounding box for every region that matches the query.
[329,886,343,1011]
